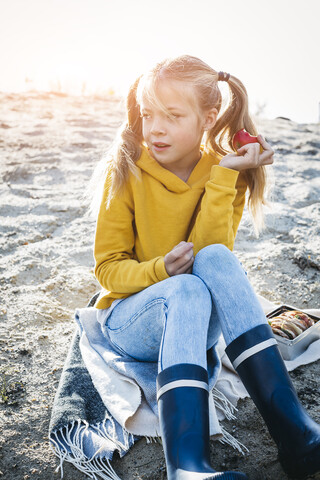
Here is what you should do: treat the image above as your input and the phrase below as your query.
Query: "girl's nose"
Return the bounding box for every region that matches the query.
[150,118,166,135]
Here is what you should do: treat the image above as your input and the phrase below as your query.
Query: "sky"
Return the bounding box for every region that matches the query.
[1,0,319,123]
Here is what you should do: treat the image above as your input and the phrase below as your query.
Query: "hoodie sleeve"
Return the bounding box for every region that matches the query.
[94,177,169,296]
[187,165,247,254]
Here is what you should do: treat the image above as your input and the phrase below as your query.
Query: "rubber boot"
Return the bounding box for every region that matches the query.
[225,324,320,479]
[157,363,248,480]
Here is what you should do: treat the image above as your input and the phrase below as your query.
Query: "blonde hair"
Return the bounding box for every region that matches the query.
[91,55,269,232]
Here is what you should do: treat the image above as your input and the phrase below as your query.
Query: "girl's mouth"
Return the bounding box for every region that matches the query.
[153,142,171,152]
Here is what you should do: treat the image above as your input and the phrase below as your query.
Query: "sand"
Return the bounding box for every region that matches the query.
[0,92,319,480]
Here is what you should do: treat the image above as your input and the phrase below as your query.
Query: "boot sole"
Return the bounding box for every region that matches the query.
[174,470,248,480]
[204,473,248,480]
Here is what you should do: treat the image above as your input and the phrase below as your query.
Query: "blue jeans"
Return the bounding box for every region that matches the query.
[98,244,268,372]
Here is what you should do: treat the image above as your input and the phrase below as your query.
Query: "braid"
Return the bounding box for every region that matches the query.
[206,73,268,232]
[106,77,143,207]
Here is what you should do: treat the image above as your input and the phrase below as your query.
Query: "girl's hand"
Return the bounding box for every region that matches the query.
[219,135,274,172]
[164,241,194,276]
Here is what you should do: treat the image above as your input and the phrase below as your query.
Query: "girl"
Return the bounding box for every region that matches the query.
[92,56,320,479]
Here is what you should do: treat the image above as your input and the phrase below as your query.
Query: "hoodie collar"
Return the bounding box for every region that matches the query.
[136,146,219,193]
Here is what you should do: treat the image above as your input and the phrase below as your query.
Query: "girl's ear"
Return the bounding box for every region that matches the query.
[203,107,218,131]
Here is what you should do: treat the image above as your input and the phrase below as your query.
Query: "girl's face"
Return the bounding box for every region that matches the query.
[140,80,217,176]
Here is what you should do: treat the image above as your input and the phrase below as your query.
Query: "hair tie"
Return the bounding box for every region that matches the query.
[218,71,230,82]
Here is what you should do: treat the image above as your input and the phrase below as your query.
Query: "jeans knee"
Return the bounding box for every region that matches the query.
[166,274,211,309]
[193,244,247,291]
[198,244,230,259]
[164,274,212,331]
[194,244,236,271]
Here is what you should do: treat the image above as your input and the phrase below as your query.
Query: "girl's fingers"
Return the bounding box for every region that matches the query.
[257,135,273,151]
[164,244,194,276]
[257,134,269,148]
[220,136,274,171]
[167,242,193,262]
[164,242,194,275]
[237,141,274,168]
[175,256,195,275]
[236,142,260,152]
[258,135,275,156]
[173,241,193,249]
[259,144,274,165]
[171,249,194,269]
[240,143,260,164]
[168,250,194,274]
[172,241,186,250]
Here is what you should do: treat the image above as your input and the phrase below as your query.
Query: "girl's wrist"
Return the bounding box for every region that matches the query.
[219,157,241,172]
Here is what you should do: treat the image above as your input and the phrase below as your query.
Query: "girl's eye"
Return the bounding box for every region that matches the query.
[140,113,151,119]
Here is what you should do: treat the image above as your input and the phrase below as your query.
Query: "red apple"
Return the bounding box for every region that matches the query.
[232,128,263,153]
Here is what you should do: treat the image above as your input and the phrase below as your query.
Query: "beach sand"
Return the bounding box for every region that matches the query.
[0,92,319,479]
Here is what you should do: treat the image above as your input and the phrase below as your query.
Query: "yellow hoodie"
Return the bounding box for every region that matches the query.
[94,147,247,309]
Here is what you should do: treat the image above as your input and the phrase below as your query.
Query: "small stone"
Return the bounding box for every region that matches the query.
[37,334,48,340]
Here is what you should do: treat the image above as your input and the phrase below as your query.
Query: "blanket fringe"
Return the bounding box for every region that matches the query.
[91,417,134,454]
[211,387,249,456]
[144,435,162,445]
[211,386,237,421]
[49,419,124,480]
[219,426,249,456]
